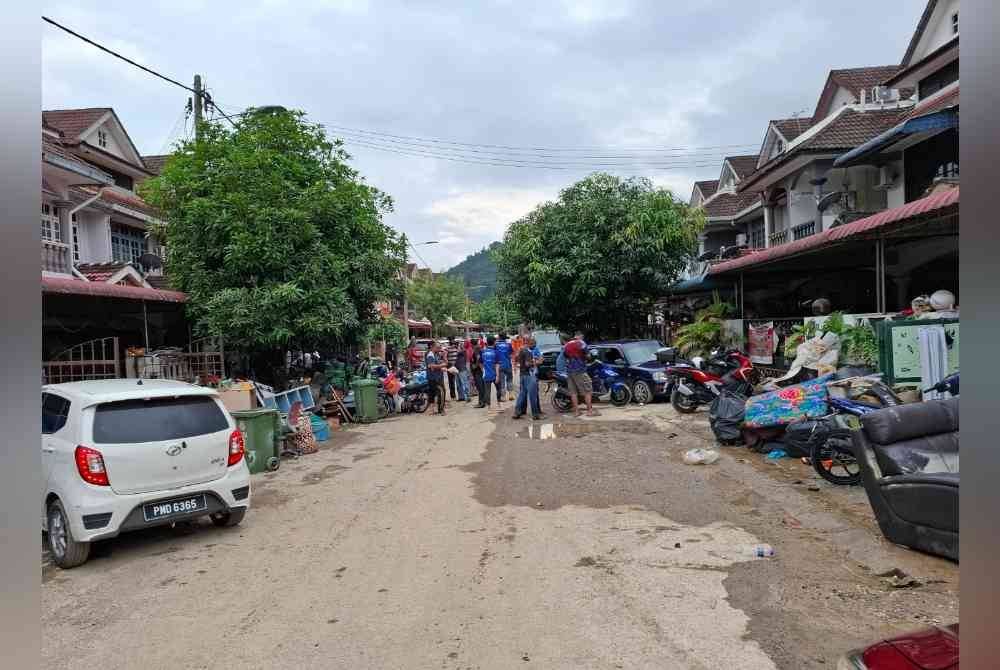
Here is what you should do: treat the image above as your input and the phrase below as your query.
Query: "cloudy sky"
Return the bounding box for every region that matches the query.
[42,1,923,270]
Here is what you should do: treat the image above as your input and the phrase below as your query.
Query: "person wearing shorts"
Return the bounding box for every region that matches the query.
[563,332,594,417]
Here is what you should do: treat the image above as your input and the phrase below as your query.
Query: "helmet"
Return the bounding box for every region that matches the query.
[930,290,956,311]
[564,339,585,359]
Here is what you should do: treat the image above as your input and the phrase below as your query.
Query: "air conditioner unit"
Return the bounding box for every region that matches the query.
[873,165,897,190]
[735,233,747,246]
[871,86,900,103]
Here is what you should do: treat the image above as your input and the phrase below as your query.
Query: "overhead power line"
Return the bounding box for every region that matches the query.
[321,121,760,155]
[43,16,195,93]
[338,137,728,171]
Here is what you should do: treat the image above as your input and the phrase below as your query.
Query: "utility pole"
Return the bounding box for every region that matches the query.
[192,74,204,140]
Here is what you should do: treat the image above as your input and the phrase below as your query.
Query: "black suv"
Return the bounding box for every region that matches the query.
[531,330,564,380]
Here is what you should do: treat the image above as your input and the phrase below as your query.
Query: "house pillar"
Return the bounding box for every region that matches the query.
[811,164,829,234]
[762,201,773,248]
[52,200,74,274]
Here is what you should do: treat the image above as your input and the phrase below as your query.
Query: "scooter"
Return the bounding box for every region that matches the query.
[551,360,632,412]
[398,370,431,414]
[666,348,759,413]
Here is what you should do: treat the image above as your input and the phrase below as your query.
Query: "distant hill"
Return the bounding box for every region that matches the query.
[447,242,500,301]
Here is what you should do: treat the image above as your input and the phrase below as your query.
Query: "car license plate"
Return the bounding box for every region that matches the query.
[143,494,207,522]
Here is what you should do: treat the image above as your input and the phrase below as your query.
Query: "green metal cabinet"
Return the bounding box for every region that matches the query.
[877,318,959,385]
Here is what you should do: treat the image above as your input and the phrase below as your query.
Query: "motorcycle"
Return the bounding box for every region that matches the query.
[666,348,759,414]
[551,360,632,412]
[398,370,430,414]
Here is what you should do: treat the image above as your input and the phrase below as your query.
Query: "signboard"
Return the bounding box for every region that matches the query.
[748,321,775,364]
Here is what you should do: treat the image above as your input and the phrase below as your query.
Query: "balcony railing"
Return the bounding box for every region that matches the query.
[768,229,788,247]
[749,229,766,249]
[792,221,816,240]
[42,240,71,274]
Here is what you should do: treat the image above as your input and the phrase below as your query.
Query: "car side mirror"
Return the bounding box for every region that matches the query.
[614,358,627,366]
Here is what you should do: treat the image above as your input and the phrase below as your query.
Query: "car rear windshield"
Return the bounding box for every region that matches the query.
[533,332,562,348]
[92,396,229,444]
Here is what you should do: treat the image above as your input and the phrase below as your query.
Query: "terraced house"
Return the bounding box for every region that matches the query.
[40,108,197,379]
[670,0,959,367]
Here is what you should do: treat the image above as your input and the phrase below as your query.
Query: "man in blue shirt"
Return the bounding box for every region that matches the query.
[495,332,514,401]
[424,342,447,415]
[479,335,502,410]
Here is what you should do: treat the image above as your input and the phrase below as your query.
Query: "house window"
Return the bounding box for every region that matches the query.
[110,223,146,264]
[71,213,80,262]
[97,129,108,148]
[951,12,958,34]
[770,138,784,159]
[935,161,959,180]
[41,203,61,242]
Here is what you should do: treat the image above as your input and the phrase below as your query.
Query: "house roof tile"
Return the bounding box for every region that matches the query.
[142,154,169,175]
[740,108,906,193]
[771,117,812,142]
[725,155,758,179]
[42,108,111,140]
[906,84,959,119]
[703,191,761,218]
[76,261,133,283]
[42,275,187,303]
[694,180,719,199]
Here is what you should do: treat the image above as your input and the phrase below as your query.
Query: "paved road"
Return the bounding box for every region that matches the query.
[42,396,958,669]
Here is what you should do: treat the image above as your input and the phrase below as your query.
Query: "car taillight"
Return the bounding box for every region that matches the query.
[228,429,245,466]
[75,445,109,486]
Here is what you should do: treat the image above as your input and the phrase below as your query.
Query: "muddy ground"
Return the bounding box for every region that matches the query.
[42,392,958,669]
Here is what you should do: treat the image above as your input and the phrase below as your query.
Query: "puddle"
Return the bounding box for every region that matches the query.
[515,420,652,440]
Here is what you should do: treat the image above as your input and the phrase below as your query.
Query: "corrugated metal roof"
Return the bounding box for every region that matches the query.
[708,187,959,275]
[42,276,187,303]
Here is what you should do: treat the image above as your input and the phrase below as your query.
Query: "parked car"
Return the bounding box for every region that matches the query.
[532,329,564,380]
[837,623,958,669]
[410,338,435,365]
[42,379,251,568]
[590,339,671,404]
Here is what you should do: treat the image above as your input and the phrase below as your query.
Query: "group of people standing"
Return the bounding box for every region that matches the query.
[418,332,545,420]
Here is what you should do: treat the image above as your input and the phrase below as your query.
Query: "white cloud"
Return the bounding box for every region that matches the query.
[422,188,554,267]
[560,0,632,24]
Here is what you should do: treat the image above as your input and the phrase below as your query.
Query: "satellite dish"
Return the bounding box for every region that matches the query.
[817,191,844,212]
[138,253,163,272]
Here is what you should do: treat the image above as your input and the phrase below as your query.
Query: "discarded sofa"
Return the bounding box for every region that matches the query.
[851,397,959,561]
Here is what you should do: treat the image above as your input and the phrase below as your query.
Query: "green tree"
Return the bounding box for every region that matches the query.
[408,274,465,336]
[360,316,408,351]
[140,108,406,385]
[474,295,520,331]
[494,173,703,338]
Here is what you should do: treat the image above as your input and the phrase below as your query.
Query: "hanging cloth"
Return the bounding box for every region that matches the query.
[918,325,949,400]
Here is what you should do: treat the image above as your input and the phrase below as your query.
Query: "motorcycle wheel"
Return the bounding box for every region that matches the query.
[377,395,391,419]
[552,389,572,413]
[811,430,861,485]
[670,388,700,414]
[410,393,429,414]
[609,384,632,407]
[631,380,654,405]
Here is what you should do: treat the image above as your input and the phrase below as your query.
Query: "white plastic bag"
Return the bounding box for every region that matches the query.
[683,448,720,465]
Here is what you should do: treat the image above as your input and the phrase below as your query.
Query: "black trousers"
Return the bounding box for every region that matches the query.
[448,371,457,399]
[481,378,502,406]
[473,369,485,403]
[428,378,446,413]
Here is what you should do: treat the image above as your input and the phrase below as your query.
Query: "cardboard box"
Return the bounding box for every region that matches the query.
[219,388,257,412]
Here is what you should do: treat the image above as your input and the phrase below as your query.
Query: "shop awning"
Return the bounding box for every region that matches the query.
[708,187,959,275]
[42,275,188,303]
[665,275,724,295]
[833,108,959,168]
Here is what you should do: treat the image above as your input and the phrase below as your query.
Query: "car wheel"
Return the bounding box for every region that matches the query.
[210,508,247,528]
[632,380,654,405]
[47,499,90,569]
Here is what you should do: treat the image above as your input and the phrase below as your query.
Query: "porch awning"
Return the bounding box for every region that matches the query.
[708,187,959,275]
[42,275,188,303]
[665,275,723,295]
[833,108,959,168]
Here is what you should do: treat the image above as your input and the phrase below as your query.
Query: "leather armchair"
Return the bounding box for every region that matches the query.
[850,398,959,561]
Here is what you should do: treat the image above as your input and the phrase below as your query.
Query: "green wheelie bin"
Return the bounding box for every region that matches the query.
[231,409,281,473]
[351,378,381,423]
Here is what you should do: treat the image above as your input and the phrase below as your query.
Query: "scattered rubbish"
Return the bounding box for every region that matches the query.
[516,420,650,440]
[878,568,921,588]
[783,514,802,528]
[808,485,821,491]
[683,448,720,465]
[535,502,543,507]
[666,433,678,440]
[765,449,788,460]
[674,542,681,549]
[747,544,775,558]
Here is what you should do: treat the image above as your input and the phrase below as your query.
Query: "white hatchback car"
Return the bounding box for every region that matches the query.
[42,379,252,568]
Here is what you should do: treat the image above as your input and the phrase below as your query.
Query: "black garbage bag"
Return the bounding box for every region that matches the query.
[709,390,747,445]
[783,418,834,458]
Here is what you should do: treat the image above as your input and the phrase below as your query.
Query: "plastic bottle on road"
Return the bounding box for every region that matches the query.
[747,544,775,558]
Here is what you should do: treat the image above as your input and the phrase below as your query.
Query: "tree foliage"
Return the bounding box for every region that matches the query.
[674,293,735,356]
[140,109,406,364]
[360,316,408,351]
[446,242,500,301]
[473,295,520,331]
[494,173,703,338]
[408,274,466,336]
